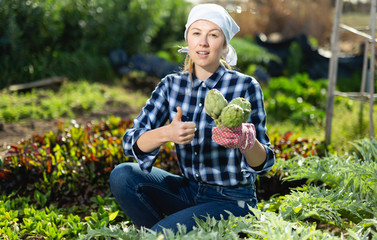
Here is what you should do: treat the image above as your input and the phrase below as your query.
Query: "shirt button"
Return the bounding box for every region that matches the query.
[195,152,198,155]
[202,83,206,88]
[195,173,199,177]
[199,103,202,107]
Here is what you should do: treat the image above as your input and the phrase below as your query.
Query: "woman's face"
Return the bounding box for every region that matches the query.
[187,20,227,74]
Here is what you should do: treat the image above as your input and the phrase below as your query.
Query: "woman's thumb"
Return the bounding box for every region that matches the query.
[174,106,183,122]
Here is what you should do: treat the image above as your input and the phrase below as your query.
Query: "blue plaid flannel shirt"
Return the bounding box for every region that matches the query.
[122,65,275,187]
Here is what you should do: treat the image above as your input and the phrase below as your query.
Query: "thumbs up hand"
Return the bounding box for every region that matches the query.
[169,106,196,145]
[173,106,184,122]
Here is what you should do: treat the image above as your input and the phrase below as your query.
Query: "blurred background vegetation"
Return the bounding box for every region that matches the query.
[1,0,371,86]
[0,0,190,86]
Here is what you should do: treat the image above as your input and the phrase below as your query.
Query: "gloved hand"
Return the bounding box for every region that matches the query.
[212,123,256,154]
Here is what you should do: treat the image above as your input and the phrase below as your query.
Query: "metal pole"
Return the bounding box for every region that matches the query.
[359,40,369,138]
[325,0,343,145]
[368,0,376,138]
[360,40,369,95]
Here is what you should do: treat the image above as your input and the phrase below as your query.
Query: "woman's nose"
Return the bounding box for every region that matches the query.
[199,35,209,46]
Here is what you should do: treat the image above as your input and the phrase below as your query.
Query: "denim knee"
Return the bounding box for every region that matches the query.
[109,162,139,193]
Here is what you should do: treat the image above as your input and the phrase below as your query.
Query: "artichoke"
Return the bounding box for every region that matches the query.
[204,89,228,120]
[220,104,244,128]
[229,97,251,122]
[204,89,252,129]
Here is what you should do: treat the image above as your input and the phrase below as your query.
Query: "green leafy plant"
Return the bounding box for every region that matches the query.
[261,138,377,232]
[0,194,88,239]
[0,116,178,208]
[80,209,376,240]
[264,73,328,126]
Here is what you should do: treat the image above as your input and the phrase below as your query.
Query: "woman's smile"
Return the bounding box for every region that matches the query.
[197,50,210,57]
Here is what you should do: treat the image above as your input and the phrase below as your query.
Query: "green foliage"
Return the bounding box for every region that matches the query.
[264,73,328,126]
[80,222,141,240]
[351,138,377,160]
[263,184,375,229]
[0,0,190,87]
[337,72,365,93]
[285,42,303,76]
[0,80,147,123]
[0,194,87,239]
[330,98,377,149]
[150,2,191,52]
[0,193,127,239]
[261,138,377,232]
[1,117,377,238]
[80,209,375,239]
[0,81,105,122]
[49,49,116,82]
[243,209,344,240]
[280,138,377,198]
[1,116,130,199]
[0,116,177,206]
[156,40,187,65]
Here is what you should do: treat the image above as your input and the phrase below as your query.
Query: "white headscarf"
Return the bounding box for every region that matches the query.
[178,3,240,66]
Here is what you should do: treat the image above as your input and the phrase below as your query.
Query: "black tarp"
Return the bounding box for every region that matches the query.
[109,48,180,79]
[255,33,364,80]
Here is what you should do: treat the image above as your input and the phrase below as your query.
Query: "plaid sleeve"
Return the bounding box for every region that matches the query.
[122,77,170,173]
[242,77,275,176]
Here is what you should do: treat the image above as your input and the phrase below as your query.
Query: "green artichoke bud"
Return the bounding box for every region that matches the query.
[220,104,244,128]
[229,97,251,122]
[204,89,228,120]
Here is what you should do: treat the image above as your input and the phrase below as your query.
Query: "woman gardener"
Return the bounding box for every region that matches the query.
[110,3,275,233]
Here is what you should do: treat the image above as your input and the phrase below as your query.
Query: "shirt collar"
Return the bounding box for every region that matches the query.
[191,65,227,89]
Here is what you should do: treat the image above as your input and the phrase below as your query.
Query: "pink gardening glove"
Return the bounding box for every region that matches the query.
[212,123,256,154]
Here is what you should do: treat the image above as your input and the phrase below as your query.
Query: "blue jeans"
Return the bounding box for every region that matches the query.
[109,162,257,233]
